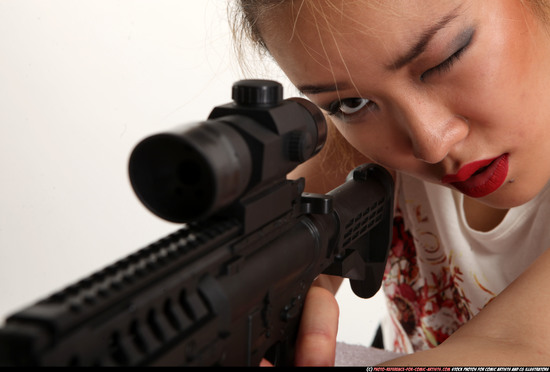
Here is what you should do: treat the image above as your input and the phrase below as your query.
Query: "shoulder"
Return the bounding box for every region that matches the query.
[288,119,394,193]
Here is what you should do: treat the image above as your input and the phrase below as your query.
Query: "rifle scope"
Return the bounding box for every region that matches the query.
[128,80,327,223]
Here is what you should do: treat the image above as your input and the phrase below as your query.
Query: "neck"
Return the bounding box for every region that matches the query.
[462,196,509,232]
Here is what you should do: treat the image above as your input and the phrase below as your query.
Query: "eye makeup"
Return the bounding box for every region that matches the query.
[421,26,476,80]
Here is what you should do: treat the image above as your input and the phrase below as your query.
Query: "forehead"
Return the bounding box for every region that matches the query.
[260,0,465,85]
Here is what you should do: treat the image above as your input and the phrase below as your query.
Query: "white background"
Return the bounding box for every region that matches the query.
[0,0,386,349]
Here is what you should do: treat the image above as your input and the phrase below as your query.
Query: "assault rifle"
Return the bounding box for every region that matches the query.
[0,80,394,366]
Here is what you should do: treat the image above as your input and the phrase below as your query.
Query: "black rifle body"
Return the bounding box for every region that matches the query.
[0,80,394,366]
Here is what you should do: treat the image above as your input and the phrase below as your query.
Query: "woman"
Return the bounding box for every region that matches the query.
[232,0,550,365]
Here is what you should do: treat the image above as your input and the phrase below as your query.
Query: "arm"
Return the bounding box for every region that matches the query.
[382,246,550,365]
[295,236,550,366]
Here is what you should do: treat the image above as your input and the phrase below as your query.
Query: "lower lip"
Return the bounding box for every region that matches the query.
[444,154,509,198]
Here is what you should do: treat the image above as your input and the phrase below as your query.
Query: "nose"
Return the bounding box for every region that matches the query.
[393,96,469,164]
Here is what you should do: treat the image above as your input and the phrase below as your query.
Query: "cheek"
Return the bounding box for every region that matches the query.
[333,122,410,170]
[456,62,535,144]
[333,123,377,156]
[463,14,542,123]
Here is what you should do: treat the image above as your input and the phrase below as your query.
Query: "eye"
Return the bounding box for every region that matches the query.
[328,97,371,116]
[420,47,466,81]
[420,28,475,81]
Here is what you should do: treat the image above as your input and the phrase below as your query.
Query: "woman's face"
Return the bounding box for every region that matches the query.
[260,0,550,208]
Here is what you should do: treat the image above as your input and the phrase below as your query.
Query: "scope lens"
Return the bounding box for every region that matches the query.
[129,133,216,222]
[129,121,252,222]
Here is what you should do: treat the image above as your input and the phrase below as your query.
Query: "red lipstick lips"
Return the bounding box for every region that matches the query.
[442,154,509,198]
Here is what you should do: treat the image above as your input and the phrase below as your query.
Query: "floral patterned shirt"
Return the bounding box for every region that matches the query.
[382,172,550,353]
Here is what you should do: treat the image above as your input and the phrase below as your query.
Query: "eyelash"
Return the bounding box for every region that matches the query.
[421,38,471,81]
[326,98,374,118]
[327,33,473,119]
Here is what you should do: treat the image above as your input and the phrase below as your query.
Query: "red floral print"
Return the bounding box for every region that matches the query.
[383,208,475,352]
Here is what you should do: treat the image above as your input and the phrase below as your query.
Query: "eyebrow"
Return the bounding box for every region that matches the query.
[387,7,461,70]
[297,82,350,95]
[296,6,462,95]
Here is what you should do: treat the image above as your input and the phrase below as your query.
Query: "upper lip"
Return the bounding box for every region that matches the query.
[441,156,500,184]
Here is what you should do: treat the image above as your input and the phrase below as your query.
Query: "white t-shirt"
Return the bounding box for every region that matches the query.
[382,172,550,353]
